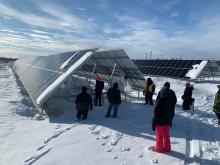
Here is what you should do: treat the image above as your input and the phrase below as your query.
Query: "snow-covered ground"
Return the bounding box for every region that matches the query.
[0,61,220,165]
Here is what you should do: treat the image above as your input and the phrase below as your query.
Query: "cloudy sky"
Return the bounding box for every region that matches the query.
[0,0,220,59]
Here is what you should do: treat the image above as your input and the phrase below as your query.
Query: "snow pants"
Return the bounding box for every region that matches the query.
[155,125,171,153]
[183,98,194,110]
[95,91,102,106]
[77,109,88,120]
[145,92,153,105]
[106,103,119,118]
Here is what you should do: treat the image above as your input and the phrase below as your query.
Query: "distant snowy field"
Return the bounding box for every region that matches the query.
[0,61,219,165]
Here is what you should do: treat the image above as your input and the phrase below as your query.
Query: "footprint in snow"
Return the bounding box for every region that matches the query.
[151,159,159,164]
[112,155,118,159]
[101,135,109,139]
[121,146,131,152]
[110,133,123,146]
[88,125,97,130]
[91,130,100,135]
[137,153,144,158]
[106,148,113,152]
[55,125,62,129]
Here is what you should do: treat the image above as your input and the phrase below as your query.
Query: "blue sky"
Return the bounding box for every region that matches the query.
[0,0,220,59]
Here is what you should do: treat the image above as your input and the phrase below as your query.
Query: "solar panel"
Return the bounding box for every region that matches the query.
[15,49,146,109]
[14,49,96,107]
[133,59,203,78]
[77,49,146,89]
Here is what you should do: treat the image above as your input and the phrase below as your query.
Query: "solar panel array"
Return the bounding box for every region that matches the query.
[14,49,95,107]
[14,49,146,108]
[77,49,146,89]
[133,59,202,78]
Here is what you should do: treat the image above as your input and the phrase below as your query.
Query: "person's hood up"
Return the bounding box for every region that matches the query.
[159,86,169,98]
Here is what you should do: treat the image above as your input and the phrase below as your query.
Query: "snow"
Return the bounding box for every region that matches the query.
[186,61,208,79]
[1,61,220,165]
[60,51,79,70]
[36,52,92,105]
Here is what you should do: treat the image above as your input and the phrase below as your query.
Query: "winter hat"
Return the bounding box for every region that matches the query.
[185,82,191,87]
[96,76,101,81]
[164,82,170,88]
[147,77,153,84]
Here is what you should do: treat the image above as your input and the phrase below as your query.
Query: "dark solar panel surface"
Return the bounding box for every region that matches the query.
[133,60,202,78]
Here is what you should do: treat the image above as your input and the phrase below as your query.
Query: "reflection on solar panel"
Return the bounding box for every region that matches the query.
[76,49,146,89]
[133,59,202,78]
[14,49,96,107]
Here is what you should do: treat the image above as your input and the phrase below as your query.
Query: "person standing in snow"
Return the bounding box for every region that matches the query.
[213,85,220,125]
[75,86,92,120]
[182,83,194,110]
[152,82,176,153]
[143,78,155,105]
[105,82,121,118]
[94,76,104,106]
[156,82,177,127]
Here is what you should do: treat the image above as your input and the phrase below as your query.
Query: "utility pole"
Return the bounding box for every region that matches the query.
[146,52,148,60]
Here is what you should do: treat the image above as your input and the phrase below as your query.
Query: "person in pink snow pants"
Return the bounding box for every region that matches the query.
[152,82,177,153]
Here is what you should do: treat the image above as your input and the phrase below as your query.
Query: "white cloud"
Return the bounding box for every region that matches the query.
[170,11,179,18]
[1,1,220,60]
[31,29,51,35]
[78,7,87,11]
[0,2,96,33]
[96,0,110,10]
[0,3,59,29]
[103,24,124,34]
[34,2,96,32]
[105,14,220,59]
[163,0,179,10]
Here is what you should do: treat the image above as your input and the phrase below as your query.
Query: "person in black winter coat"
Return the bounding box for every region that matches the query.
[95,76,104,106]
[75,86,92,120]
[182,83,194,110]
[106,82,121,118]
[154,82,177,128]
[152,82,176,153]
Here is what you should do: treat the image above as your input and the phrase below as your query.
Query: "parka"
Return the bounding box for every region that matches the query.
[213,88,220,114]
